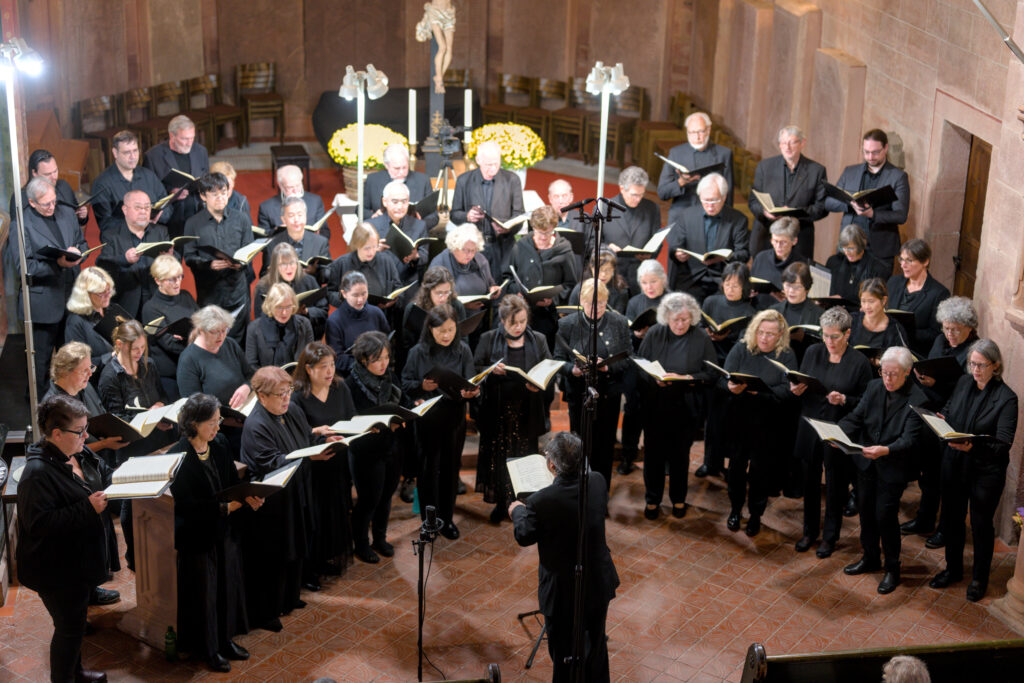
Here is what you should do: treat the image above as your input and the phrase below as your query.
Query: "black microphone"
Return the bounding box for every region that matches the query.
[562,198,595,213]
[600,197,628,212]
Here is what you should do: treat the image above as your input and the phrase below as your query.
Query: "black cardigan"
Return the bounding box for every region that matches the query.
[941,375,1018,463]
[839,378,926,483]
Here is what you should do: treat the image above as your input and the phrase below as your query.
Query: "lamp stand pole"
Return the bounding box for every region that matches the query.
[4,68,40,439]
[356,87,366,224]
[595,88,612,198]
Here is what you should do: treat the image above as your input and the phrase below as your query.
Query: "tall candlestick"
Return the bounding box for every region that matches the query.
[408,88,417,145]
[464,88,472,144]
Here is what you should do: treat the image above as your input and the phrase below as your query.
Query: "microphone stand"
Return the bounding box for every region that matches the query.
[565,197,620,683]
[413,504,444,682]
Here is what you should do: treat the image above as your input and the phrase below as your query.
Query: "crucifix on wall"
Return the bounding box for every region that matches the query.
[415,0,457,178]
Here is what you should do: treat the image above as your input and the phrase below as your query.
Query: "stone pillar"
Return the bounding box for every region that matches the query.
[689,0,726,111]
[709,0,736,116]
[722,0,774,149]
[118,494,177,651]
[804,48,865,264]
[759,0,821,157]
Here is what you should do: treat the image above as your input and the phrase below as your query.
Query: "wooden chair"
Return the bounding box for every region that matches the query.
[549,77,599,161]
[514,78,567,151]
[443,68,472,89]
[235,62,285,146]
[187,73,244,151]
[480,73,534,126]
[585,84,647,169]
[121,87,159,149]
[130,81,215,150]
[74,95,123,167]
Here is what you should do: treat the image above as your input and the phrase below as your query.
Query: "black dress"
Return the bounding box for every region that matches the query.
[504,235,579,350]
[771,298,821,364]
[141,289,200,400]
[401,339,476,525]
[473,327,551,507]
[886,273,949,355]
[825,251,891,306]
[239,402,313,627]
[170,435,249,659]
[554,310,632,489]
[636,324,716,506]
[291,384,356,571]
[792,343,873,544]
[849,313,908,358]
[701,294,755,363]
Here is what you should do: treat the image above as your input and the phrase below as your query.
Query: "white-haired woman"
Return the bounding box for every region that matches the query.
[177,306,253,414]
[65,266,117,383]
[636,292,716,519]
[430,222,501,310]
[837,346,925,594]
[326,223,403,310]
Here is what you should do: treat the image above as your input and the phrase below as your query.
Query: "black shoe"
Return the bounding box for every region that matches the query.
[89,587,120,606]
[816,540,835,558]
[644,505,660,520]
[843,496,858,518]
[726,513,741,531]
[261,618,283,632]
[929,569,963,589]
[695,464,719,478]
[489,505,508,524]
[222,641,249,661]
[355,546,380,563]
[207,654,231,673]
[878,571,900,594]
[292,599,307,609]
[900,518,934,535]
[457,479,468,495]
[844,557,881,575]
[399,478,416,504]
[75,671,108,683]
[439,521,460,540]
[795,536,815,552]
[302,581,321,592]
[966,580,987,602]
[925,531,946,549]
[371,539,395,557]
[671,504,688,519]
[617,458,635,475]
[745,517,761,537]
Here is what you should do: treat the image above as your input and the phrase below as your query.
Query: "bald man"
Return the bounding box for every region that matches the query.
[450,140,525,275]
[368,180,430,284]
[548,178,592,270]
[257,164,329,239]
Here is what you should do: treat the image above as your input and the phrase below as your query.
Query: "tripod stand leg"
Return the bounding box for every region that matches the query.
[525,623,546,669]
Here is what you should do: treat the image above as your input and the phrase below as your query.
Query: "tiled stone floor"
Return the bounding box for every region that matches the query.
[1,438,1019,682]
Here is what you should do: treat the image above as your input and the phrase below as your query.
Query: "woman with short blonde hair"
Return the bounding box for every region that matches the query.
[327,223,402,310]
[246,282,313,370]
[64,266,118,383]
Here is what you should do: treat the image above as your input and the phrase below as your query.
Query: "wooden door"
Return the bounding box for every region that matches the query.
[954,136,991,297]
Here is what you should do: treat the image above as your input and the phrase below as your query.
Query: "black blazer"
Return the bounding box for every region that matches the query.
[747,154,828,255]
[143,141,210,231]
[839,378,925,482]
[368,213,429,283]
[656,141,734,227]
[511,471,619,617]
[666,204,749,293]
[450,168,524,273]
[257,193,328,238]
[9,205,88,324]
[244,314,314,370]
[363,169,438,228]
[170,434,243,553]
[824,161,909,260]
[886,273,950,355]
[942,376,1018,462]
[10,179,87,226]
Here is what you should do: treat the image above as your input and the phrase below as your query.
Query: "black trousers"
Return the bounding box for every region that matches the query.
[567,392,620,491]
[643,417,692,506]
[941,449,1007,582]
[545,603,610,683]
[701,389,729,473]
[33,320,63,397]
[38,583,91,683]
[728,449,772,518]
[855,466,905,572]
[802,444,848,543]
[913,430,943,530]
[349,447,400,548]
[417,405,466,523]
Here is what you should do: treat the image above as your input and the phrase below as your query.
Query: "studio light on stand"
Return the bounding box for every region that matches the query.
[1,37,45,439]
[339,63,389,223]
[586,61,630,198]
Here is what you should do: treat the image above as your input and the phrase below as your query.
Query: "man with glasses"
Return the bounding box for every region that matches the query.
[451,140,525,276]
[9,177,90,395]
[91,130,168,235]
[368,180,430,284]
[259,196,331,278]
[183,173,256,342]
[144,115,211,240]
[825,129,910,270]
[750,216,806,310]
[748,125,828,258]
[666,173,749,302]
[257,164,329,239]
[96,190,174,319]
[364,143,437,229]
[602,166,663,297]
[657,112,734,230]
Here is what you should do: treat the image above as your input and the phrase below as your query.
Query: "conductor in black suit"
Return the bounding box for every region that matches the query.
[257,164,329,239]
[657,112,734,229]
[143,114,210,239]
[838,346,924,594]
[666,173,750,301]
[824,129,909,269]
[363,143,438,230]
[509,432,619,683]
[747,125,827,258]
[450,140,525,277]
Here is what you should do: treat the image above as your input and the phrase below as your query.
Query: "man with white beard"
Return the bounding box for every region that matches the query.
[657,112,734,229]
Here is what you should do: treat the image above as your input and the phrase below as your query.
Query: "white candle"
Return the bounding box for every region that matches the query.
[408,89,417,145]
[464,88,472,143]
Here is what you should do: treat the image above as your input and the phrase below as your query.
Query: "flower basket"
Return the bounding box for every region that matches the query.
[466,123,546,171]
[328,124,409,198]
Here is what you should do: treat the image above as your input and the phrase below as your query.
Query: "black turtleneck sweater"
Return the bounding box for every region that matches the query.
[325,301,390,375]
[140,289,200,378]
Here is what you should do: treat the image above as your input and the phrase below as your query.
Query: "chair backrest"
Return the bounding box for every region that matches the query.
[497,73,533,106]
[236,62,277,95]
[444,68,472,89]
[75,95,120,135]
[122,87,155,122]
[566,77,599,110]
[612,85,647,120]
[535,78,568,110]
[153,81,187,117]
[188,73,234,109]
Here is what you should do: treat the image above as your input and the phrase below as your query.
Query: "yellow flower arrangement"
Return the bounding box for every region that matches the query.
[467,123,546,170]
[327,124,409,170]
